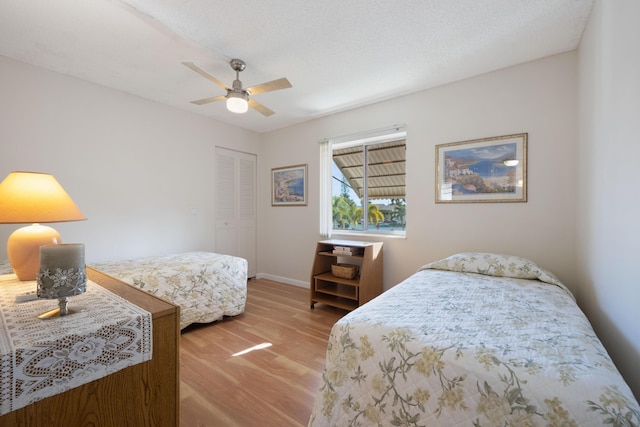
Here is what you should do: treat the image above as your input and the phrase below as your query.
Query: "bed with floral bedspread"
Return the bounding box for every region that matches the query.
[91,251,247,330]
[309,252,640,427]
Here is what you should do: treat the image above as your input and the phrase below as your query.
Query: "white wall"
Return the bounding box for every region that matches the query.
[259,52,579,294]
[577,0,640,399]
[0,56,261,263]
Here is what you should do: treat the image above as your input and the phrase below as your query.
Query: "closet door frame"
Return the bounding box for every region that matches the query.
[214,147,257,277]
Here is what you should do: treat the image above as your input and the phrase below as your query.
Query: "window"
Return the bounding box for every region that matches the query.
[321,127,406,237]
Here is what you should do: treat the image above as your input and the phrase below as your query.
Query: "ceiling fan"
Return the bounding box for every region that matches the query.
[182,59,292,117]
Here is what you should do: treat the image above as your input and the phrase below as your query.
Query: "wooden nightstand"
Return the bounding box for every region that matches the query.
[310,239,383,310]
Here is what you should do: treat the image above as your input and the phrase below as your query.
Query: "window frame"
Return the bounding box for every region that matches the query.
[323,130,407,238]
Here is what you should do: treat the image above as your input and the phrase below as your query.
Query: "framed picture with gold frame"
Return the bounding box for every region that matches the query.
[271,164,307,206]
[435,133,527,203]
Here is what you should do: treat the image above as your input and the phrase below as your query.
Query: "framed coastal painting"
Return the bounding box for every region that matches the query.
[271,164,308,206]
[435,133,527,203]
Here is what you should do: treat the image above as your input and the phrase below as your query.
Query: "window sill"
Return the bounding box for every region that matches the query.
[331,230,406,240]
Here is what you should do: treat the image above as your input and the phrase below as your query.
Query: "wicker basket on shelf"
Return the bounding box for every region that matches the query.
[331,263,359,279]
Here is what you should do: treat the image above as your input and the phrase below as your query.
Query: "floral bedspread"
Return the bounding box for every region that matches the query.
[309,253,640,426]
[91,251,247,330]
[0,260,11,275]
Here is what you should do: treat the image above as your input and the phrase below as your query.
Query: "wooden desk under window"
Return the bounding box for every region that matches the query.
[0,267,180,426]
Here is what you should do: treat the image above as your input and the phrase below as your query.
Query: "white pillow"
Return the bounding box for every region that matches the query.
[419,252,570,294]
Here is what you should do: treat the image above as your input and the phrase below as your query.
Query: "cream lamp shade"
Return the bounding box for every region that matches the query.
[0,171,86,281]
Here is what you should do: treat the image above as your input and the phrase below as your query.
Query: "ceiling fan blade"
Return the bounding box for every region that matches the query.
[182,62,229,91]
[248,98,275,117]
[245,78,292,95]
[190,94,227,105]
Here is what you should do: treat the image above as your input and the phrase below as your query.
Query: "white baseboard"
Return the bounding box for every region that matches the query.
[255,273,309,289]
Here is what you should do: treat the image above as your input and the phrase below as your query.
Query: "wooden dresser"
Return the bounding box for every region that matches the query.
[0,267,180,426]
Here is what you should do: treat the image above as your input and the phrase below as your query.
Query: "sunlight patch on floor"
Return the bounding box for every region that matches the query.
[232,342,272,356]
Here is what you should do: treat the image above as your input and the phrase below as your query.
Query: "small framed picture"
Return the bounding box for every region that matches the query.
[271,164,308,206]
[435,133,527,203]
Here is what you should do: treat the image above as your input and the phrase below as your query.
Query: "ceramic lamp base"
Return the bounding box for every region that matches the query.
[7,224,61,281]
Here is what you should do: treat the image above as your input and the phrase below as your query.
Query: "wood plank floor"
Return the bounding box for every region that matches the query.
[179,278,348,427]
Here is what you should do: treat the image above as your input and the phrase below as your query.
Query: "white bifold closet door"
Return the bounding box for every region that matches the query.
[215,147,257,278]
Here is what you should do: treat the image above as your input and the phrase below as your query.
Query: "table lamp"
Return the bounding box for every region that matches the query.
[0,171,86,281]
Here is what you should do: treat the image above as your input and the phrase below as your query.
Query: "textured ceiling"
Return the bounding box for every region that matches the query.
[0,0,594,133]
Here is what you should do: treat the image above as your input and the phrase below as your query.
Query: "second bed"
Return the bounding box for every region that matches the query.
[92,251,247,330]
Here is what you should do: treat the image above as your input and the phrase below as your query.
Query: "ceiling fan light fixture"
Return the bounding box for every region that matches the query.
[183,60,290,116]
[226,92,248,114]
